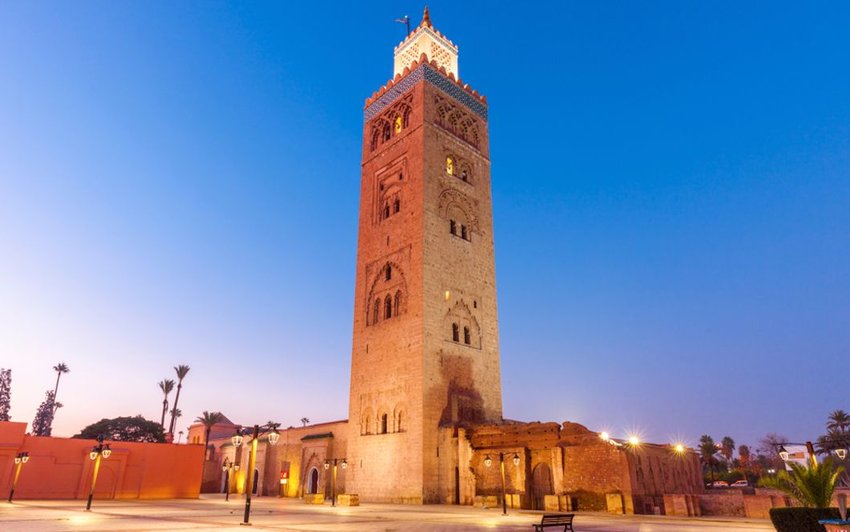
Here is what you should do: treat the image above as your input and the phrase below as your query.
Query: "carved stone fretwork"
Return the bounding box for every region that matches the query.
[438,186,479,233]
[443,291,482,350]
[433,94,480,149]
[370,93,414,152]
[365,247,411,325]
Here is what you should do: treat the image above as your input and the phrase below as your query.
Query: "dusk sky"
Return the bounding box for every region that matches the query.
[1,1,848,450]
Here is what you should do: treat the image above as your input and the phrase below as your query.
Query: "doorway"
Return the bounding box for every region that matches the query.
[308,467,320,495]
[531,463,553,510]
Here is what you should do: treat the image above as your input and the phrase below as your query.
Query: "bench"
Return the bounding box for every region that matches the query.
[532,513,575,531]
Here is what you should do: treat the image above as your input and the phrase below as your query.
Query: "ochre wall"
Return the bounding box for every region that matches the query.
[0,421,203,500]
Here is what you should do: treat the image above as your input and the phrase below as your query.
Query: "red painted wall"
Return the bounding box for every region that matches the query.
[0,421,204,499]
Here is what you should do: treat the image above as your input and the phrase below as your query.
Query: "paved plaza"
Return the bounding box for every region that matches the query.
[0,495,774,531]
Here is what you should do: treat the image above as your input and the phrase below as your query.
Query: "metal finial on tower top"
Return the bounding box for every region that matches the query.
[420,5,432,28]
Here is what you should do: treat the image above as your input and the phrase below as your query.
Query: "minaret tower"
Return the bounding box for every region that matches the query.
[347,8,502,503]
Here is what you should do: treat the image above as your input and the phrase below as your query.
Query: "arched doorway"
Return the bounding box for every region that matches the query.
[531,463,553,511]
[307,467,320,495]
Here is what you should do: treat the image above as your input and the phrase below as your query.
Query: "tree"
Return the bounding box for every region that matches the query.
[827,410,850,433]
[721,436,735,466]
[74,415,165,443]
[699,435,718,482]
[158,379,175,429]
[0,369,10,421]
[760,457,843,508]
[758,432,790,471]
[300,417,310,427]
[52,362,69,412]
[31,390,56,436]
[167,365,190,436]
[195,411,224,459]
[738,444,751,468]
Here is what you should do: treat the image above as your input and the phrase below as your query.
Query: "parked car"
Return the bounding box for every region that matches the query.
[730,480,749,488]
[711,480,729,488]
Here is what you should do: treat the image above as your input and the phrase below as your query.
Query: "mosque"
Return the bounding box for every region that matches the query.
[189,9,703,515]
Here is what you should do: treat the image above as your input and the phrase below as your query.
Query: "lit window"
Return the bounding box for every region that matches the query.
[394,115,403,134]
[452,323,459,342]
[446,156,454,175]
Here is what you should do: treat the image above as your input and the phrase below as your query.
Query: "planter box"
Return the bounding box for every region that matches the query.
[820,521,850,532]
[304,494,325,504]
[337,494,359,506]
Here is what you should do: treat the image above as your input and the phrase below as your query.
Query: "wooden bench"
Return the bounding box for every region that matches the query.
[532,513,575,531]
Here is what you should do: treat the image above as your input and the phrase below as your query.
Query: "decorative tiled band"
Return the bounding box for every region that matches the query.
[364,65,488,122]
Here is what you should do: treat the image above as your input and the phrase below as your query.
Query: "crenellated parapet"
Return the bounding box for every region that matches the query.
[364,54,487,122]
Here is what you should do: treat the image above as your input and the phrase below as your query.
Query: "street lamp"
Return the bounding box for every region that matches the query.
[86,435,112,511]
[323,458,347,506]
[7,452,30,503]
[232,423,279,525]
[222,457,240,502]
[836,448,848,460]
[775,442,817,468]
[483,452,521,515]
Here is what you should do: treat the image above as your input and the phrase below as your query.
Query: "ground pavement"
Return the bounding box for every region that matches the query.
[0,495,774,531]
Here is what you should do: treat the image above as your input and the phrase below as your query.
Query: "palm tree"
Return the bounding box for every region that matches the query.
[699,435,717,482]
[721,436,735,468]
[300,417,310,427]
[828,410,850,434]
[158,379,175,429]
[760,457,843,508]
[195,411,224,460]
[168,365,190,436]
[52,362,69,412]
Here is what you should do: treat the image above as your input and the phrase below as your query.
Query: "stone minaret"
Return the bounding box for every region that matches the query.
[347,8,502,503]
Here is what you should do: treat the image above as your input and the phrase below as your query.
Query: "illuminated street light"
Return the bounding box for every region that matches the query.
[599,432,610,442]
[232,423,279,525]
[835,448,848,460]
[674,443,685,454]
[628,436,640,447]
[484,452,521,516]
[7,452,30,503]
[86,435,112,511]
[324,458,347,506]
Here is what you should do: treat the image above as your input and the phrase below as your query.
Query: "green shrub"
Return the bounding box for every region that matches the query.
[768,507,841,532]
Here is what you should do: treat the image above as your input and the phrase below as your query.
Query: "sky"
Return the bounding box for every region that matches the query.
[0,1,848,451]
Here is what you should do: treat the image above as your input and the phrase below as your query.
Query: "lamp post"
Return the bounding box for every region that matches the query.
[484,452,520,515]
[222,457,239,502]
[323,458,347,506]
[232,423,280,525]
[7,452,30,503]
[86,435,112,511]
[776,442,818,468]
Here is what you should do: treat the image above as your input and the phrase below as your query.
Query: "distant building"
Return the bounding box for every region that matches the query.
[189,8,703,513]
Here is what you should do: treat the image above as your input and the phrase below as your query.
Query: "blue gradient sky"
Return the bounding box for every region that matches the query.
[1,1,848,449]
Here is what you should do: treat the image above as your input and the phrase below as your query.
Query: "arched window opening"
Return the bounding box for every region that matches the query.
[393,197,400,213]
[372,299,380,324]
[385,264,392,281]
[403,107,412,128]
[364,415,371,435]
[383,123,391,141]
[461,169,468,182]
[383,203,390,219]
[461,225,468,241]
[397,412,403,432]
[446,156,454,175]
[394,115,403,134]
[381,414,388,434]
[384,295,393,319]
[370,130,381,151]
[393,291,401,317]
[452,323,459,342]
[464,326,471,345]
[450,220,457,235]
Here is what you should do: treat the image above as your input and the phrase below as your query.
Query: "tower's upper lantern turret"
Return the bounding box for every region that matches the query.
[393,7,459,78]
